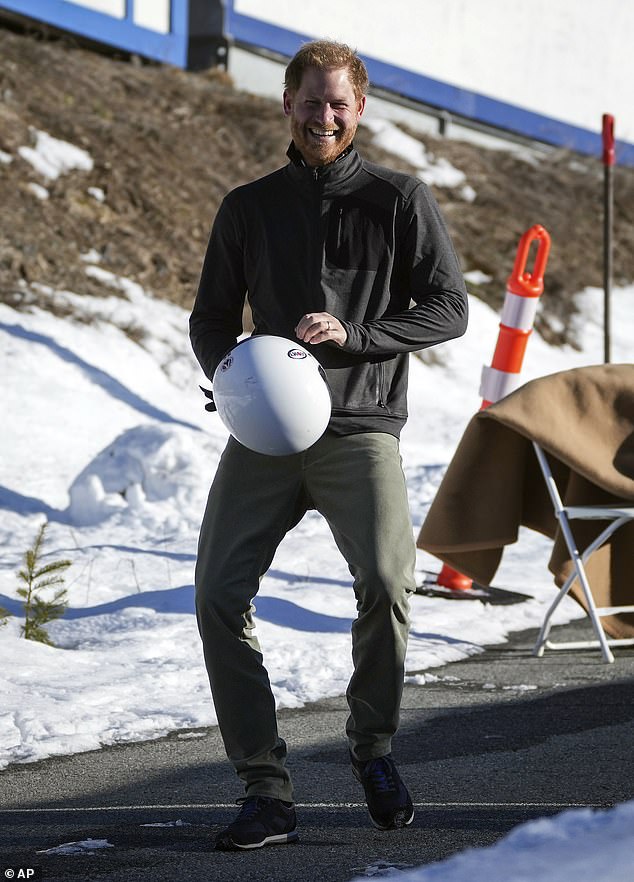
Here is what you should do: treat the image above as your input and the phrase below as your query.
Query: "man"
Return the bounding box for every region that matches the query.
[190,39,468,851]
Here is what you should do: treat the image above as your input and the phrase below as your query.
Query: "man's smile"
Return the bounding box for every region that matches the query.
[309,128,337,138]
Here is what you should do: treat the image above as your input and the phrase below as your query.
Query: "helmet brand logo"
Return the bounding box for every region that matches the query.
[220,355,233,371]
[287,349,307,360]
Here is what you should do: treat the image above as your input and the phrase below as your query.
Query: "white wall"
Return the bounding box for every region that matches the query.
[67,0,171,33]
[67,0,124,17]
[234,0,633,144]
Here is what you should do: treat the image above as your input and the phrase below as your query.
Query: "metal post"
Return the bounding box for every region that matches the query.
[602,114,615,364]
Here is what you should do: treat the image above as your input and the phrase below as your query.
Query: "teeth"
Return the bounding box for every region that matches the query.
[310,129,336,137]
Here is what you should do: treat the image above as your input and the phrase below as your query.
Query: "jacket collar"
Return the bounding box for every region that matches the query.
[285,141,362,193]
[286,140,354,166]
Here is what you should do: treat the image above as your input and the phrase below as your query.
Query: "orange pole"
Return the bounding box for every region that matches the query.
[436,225,551,592]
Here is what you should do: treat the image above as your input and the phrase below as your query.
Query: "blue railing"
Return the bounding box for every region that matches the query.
[0,0,225,69]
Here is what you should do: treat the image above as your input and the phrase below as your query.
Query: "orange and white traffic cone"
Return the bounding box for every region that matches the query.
[479,224,551,409]
[432,224,551,598]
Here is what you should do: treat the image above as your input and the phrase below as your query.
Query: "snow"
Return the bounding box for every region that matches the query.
[36,838,114,856]
[353,801,634,880]
[18,127,94,180]
[361,117,468,190]
[2,125,634,879]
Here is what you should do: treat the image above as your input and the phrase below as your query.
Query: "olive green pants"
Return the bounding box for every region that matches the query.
[194,431,416,802]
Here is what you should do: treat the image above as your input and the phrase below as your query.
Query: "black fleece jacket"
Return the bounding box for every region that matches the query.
[190,142,468,437]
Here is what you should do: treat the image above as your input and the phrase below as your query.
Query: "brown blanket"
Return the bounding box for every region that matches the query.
[417,364,634,638]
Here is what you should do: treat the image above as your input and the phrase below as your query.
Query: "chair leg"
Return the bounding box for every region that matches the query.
[532,572,576,657]
[569,553,615,664]
[531,443,629,663]
[553,515,616,664]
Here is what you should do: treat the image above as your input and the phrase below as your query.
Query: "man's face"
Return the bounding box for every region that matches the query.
[283,66,366,167]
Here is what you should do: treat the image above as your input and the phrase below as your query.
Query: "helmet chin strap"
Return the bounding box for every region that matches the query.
[199,386,216,412]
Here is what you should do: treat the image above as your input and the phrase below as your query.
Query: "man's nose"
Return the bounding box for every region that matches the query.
[315,103,335,125]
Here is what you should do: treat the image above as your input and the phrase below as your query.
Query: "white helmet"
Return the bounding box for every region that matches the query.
[212,335,332,456]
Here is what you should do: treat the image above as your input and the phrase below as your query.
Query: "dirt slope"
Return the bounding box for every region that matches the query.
[1,22,633,347]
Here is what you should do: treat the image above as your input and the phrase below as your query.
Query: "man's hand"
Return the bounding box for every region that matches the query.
[295,312,347,347]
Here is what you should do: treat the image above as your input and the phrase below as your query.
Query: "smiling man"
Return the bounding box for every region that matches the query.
[190,40,468,851]
[283,57,366,167]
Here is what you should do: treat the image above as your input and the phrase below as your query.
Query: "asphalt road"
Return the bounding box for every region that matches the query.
[2,618,634,882]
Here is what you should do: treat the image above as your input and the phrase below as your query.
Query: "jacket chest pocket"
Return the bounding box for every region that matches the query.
[324,198,392,271]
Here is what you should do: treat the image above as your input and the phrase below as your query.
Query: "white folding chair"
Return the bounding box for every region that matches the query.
[532,441,634,664]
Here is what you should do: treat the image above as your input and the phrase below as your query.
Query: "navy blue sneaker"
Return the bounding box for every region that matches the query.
[351,753,414,830]
[214,796,298,850]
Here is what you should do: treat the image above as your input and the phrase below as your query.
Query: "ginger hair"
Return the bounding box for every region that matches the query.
[284,40,369,100]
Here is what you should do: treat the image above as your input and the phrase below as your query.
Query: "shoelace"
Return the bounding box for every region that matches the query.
[235,796,271,821]
[364,758,397,793]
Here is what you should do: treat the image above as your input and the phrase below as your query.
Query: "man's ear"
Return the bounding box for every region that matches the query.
[283,90,293,117]
[357,95,367,118]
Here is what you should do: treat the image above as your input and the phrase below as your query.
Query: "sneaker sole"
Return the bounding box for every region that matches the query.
[370,807,415,831]
[216,830,299,851]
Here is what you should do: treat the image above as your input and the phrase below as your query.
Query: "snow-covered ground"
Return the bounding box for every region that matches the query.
[352,799,634,881]
[1,125,633,879]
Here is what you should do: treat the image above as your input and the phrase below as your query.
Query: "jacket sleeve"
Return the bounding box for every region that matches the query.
[189,195,246,381]
[340,182,468,356]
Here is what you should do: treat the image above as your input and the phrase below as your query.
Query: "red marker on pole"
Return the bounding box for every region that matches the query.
[602,114,615,364]
[603,114,615,166]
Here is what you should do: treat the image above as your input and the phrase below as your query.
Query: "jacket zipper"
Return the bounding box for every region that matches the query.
[312,168,323,303]
[376,362,386,407]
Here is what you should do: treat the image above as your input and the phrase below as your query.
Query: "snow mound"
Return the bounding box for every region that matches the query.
[68,424,223,527]
[359,800,634,882]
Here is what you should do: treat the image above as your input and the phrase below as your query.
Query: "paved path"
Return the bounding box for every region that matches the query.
[2,619,634,881]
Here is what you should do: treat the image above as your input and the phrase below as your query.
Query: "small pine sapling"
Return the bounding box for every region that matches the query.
[17,522,70,645]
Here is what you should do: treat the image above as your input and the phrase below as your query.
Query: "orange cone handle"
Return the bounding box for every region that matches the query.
[507,224,551,298]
